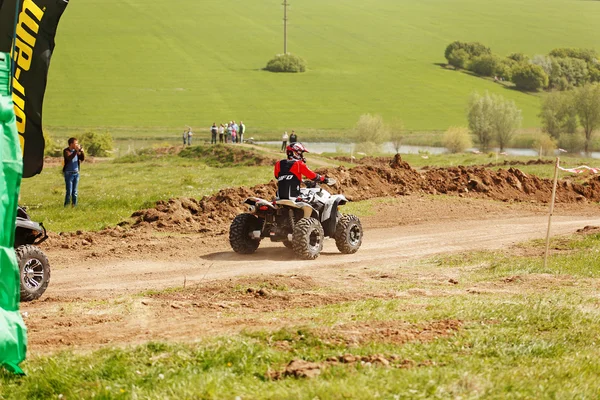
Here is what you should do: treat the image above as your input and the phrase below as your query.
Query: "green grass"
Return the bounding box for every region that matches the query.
[3,234,600,398]
[44,0,600,140]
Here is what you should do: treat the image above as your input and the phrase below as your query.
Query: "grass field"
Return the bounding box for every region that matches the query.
[3,233,600,398]
[44,0,600,140]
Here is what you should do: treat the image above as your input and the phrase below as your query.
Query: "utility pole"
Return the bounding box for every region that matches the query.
[283,0,288,54]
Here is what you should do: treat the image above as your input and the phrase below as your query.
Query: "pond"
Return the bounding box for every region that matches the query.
[258,141,600,159]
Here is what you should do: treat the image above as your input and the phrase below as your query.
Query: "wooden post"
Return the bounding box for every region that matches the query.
[543,157,560,269]
[283,0,288,54]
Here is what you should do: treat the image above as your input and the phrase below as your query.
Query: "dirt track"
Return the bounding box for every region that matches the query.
[20,156,600,354]
[49,212,600,298]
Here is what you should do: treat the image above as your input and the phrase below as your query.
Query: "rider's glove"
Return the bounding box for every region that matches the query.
[323,177,330,185]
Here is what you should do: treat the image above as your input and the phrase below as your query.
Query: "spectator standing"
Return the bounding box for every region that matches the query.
[187,127,193,145]
[210,123,218,144]
[289,130,297,144]
[239,121,245,143]
[232,126,237,144]
[219,124,225,143]
[63,137,85,207]
[226,123,232,143]
[182,129,188,146]
[281,131,288,152]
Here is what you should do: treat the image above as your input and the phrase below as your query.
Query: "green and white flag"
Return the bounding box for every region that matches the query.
[0,51,26,374]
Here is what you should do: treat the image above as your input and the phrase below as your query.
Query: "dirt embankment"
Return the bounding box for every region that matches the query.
[123,155,599,234]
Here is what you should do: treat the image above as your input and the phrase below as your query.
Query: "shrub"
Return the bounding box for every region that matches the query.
[532,132,558,156]
[265,53,306,73]
[548,57,589,90]
[494,58,516,81]
[508,53,529,63]
[447,49,469,69]
[79,131,114,157]
[558,132,585,153]
[43,132,62,157]
[445,41,491,62]
[353,114,389,153]
[590,66,600,83]
[468,54,500,77]
[443,126,472,153]
[511,64,549,91]
[549,48,598,65]
[531,54,553,76]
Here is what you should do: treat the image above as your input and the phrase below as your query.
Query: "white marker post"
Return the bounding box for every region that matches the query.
[543,157,560,269]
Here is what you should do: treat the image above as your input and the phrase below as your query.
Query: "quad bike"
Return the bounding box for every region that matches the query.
[14,206,50,302]
[229,178,363,260]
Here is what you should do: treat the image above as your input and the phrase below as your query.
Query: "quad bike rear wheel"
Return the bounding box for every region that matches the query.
[334,214,363,254]
[16,245,51,302]
[292,217,324,260]
[229,213,262,254]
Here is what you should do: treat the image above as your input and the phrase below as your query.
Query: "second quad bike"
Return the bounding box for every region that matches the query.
[229,178,363,260]
[14,206,50,302]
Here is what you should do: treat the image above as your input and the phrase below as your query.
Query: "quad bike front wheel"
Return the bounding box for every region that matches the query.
[292,217,324,260]
[335,214,363,254]
[229,213,262,254]
[16,244,51,302]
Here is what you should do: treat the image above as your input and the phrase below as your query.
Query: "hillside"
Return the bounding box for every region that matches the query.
[44,0,600,137]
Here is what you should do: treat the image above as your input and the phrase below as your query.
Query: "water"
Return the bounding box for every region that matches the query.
[258,141,600,159]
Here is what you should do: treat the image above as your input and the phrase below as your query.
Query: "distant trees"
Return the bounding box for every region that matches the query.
[467,92,522,152]
[511,64,549,91]
[539,91,577,140]
[444,41,491,69]
[538,84,600,155]
[443,42,600,93]
[573,84,600,155]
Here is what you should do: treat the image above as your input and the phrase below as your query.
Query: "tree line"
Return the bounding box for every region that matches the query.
[445,41,600,92]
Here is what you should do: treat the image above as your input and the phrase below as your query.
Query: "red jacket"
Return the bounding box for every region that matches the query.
[274,159,324,199]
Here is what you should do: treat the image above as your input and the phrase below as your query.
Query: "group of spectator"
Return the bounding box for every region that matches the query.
[210,121,245,144]
[281,130,297,151]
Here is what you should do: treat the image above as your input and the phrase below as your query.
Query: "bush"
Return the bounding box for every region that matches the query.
[265,53,306,73]
[445,41,491,61]
[511,64,549,91]
[443,126,472,153]
[468,54,500,77]
[549,48,598,65]
[507,53,529,63]
[558,132,585,153]
[447,49,469,69]
[548,57,589,90]
[43,132,62,157]
[532,132,558,156]
[494,58,516,81]
[79,131,114,157]
[353,114,389,153]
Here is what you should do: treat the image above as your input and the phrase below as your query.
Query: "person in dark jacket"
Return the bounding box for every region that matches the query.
[289,130,297,144]
[274,142,329,199]
[62,137,85,207]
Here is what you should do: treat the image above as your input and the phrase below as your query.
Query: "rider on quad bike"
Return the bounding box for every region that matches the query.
[229,142,363,260]
[274,142,330,199]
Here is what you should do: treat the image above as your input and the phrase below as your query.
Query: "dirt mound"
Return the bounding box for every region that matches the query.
[179,145,275,167]
[129,181,278,233]
[126,156,600,234]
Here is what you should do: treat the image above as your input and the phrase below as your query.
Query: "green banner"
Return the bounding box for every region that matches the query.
[0,51,26,374]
